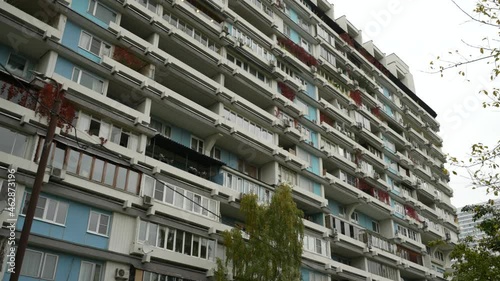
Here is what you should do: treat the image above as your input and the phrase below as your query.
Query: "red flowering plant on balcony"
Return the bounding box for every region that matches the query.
[340,33,355,47]
[113,46,148,72]
[319,112,334,127]
[277,37,318,67]
[405,205,422,222]
[376,189,390,205]
[371,106,383,120]
[278,81,296,101]
[1,81,76,131]
[350,90,362,106]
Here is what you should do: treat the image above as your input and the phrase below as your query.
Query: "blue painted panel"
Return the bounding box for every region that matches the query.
[62,21,101,63]
[357,212,376,230]
[313,181,321,196]
[62,21,81,52]
[312,213,323,226]
[18,191,110,249]
[306,82,316,99]
[219,148,238,170]
[290,29,300,44]
[310,155,320,175]
[225,23,233,33]
[383,87,391,98]
[384,104,394,117]
[54,56,75,79]
[301,268,310,281]
[288,8,299,23]
[327,199,341,216]
[310,131,318,148]
[307,105,317,122]
[170,125,191,147]
[212,173,224,185]
[0,45,10,64]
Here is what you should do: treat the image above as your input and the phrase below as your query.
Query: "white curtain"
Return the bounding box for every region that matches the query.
[98,121,110,139]
[128,134,139,151]
[78,262,93,281]
[77,112,91,132]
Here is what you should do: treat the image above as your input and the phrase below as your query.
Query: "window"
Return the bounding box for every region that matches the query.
[143,176,218,220]
[138,220,216,260]
[191,137,204,153]
[300,38,311,52]
[59,145,140,193]
[0,125,27,157]
[78,31,111,58]
[79,261,102,281]
[372,221,380,233]
[394,201,404,215]
[72,68,104,93]
[88,0,117,24]
[143,271,196,281]
[298,175,314,193]
[21,249,58,280]
[150,118,171,137]
[87,211,110,236]
[434,251,445,261]
[77,112,139,151]
[6,53,28,77]
[136,0,157,13]
[284,25,291,38]
[22,193,68,225]
[303,234,327,257]
[350,212,359,223]
[309,272,328,281]
[210,147,221,160]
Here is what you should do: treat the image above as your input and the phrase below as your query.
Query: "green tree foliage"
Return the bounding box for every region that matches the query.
[429,1,500,280]
[447,201,500,281]
[215,184,304,281]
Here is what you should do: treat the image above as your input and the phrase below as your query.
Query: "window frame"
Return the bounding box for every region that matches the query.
[21,249,58,280]
[21,193,69,226]
[87,0,117,24]
[6,52,28,77]
[71,67,104,93]
[190,136,204,153]
[87,211,110,236]
[78,30,111,58]
[78,261,102,281]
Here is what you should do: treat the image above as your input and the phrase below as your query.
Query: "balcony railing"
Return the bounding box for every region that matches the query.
[360,232,395,254]
[325,214,362,241]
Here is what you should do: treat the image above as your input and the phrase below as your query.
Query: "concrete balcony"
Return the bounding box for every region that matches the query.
[319,98,354,126]
[0,1,62,41]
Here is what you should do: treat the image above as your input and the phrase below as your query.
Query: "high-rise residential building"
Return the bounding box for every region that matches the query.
[0,0,459,280]
[457,199,500,243]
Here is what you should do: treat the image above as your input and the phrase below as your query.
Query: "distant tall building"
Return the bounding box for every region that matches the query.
[457,199,500,242]
[0,0,458,280]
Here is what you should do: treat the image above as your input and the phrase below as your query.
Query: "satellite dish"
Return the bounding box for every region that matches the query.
[141,242,154,254]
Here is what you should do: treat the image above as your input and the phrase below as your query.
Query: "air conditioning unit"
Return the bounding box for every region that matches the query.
[285,119,294,127]
[50,167,66,180]
[115,268,130,280]
[143,195,154,206]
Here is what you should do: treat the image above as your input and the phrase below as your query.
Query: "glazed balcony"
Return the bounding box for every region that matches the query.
[145,135,224,182]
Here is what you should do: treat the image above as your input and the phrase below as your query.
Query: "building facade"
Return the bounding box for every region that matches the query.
[457,199,500,243]
[0,0,459,280]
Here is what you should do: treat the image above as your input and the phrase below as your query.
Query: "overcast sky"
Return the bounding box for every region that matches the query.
[330,0,500,208]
